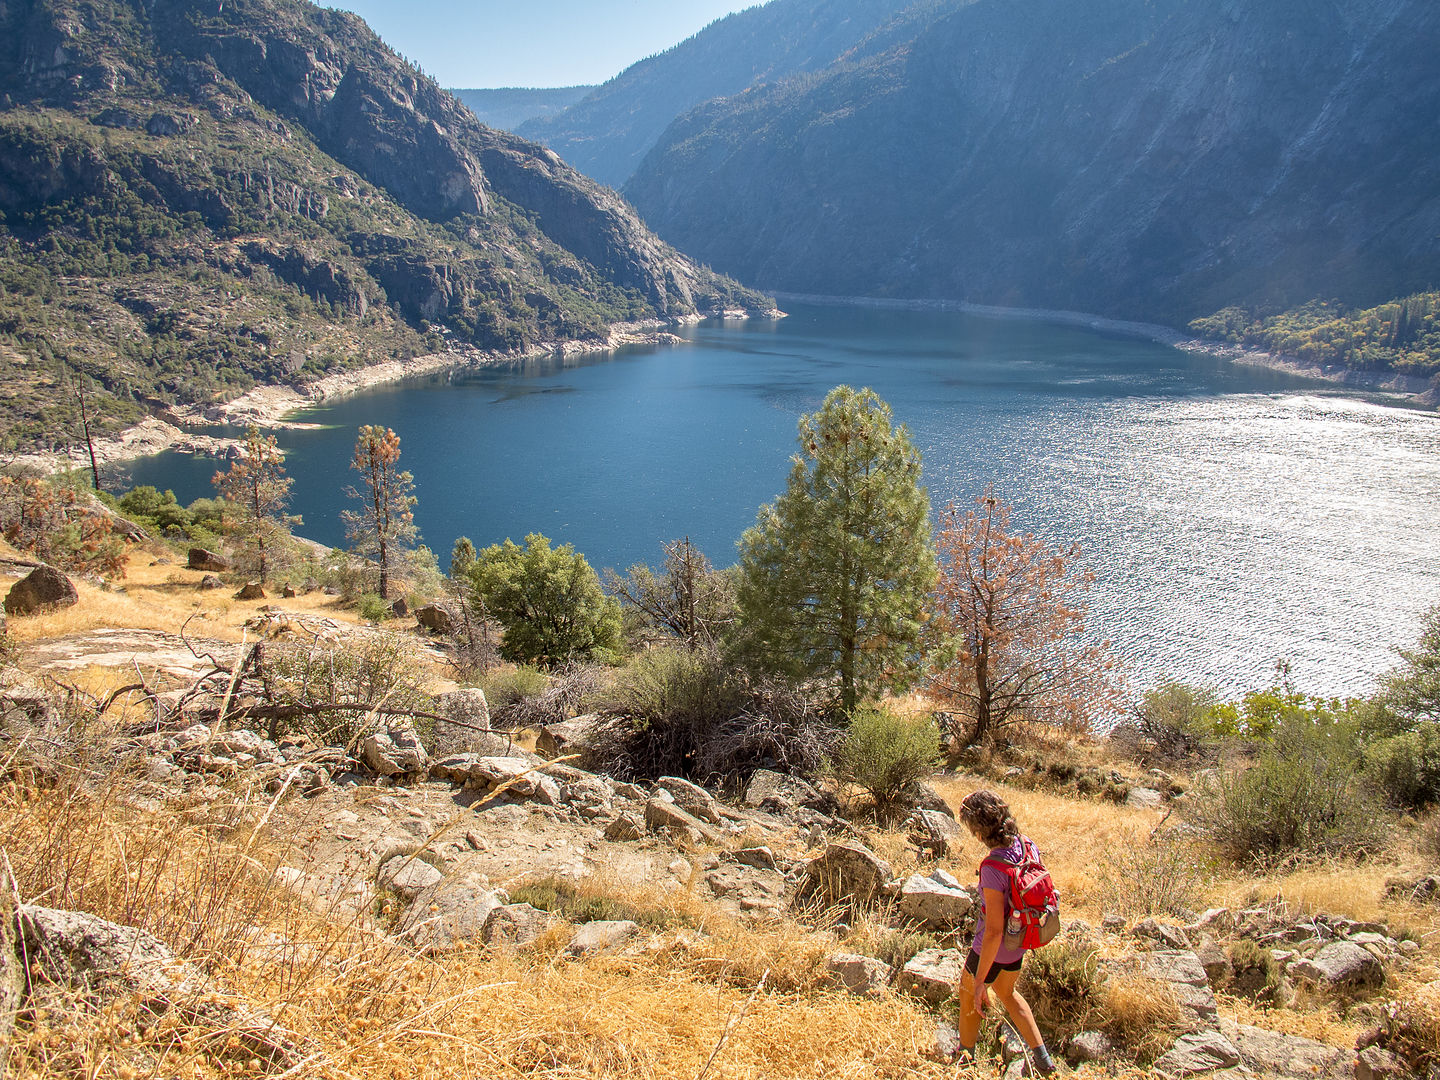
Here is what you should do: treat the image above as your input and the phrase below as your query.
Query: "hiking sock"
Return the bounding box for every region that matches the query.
[1029,1044,1057,1074]
[956,1043,976,1065]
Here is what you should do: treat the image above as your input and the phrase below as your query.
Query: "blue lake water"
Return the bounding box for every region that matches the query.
[125,303,1440,700]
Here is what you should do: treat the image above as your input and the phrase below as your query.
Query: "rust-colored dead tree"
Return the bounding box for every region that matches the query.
[927,488,1120,745]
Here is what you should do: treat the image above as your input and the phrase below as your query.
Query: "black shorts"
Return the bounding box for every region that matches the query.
[965,949,1023,984]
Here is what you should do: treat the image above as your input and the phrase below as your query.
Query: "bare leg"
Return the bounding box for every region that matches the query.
[989,968,1045,1048]
[956,969,983,1048]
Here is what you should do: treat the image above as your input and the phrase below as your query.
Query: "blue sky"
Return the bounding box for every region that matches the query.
[326,1,762,88]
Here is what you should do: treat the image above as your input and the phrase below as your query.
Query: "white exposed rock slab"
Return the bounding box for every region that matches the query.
[566,919,639,957]
[1154,1030,1242,1077]
[826,952,892,996]
[896,948,965,1005]
[898,871,975,929]
[1126,786,1164,809]
[1289,940,1385,989]
[1066,1031,1113,1064]
[603,812,646,841]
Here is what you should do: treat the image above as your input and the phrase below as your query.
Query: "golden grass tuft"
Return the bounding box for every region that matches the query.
[1101,973,1181,1062]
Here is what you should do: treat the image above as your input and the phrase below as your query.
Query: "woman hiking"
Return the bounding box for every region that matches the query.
[955,789,1058,1074]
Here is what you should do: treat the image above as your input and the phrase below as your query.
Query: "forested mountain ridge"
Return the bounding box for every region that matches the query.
[516,0,916,191]
[620,0,1440,329]
[0,0,768,449]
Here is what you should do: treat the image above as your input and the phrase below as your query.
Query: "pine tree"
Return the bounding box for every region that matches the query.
[341,425,418,600]
[212,425,299,582]
[735,385,936,713]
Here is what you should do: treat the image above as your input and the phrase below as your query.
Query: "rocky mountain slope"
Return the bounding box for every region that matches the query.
[0,0,768,448]
[516,0,915,191]
[621,0,1440,326]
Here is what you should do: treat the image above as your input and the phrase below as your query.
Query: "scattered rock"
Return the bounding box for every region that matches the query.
[282,583,297,598]
[1289,941,1385,990]
[932,1018,965,1061]
[536,714,602,761]
[482,903,557,948]
[199,574,225,589]
[906,808,964,857]
[896,947,965,1005]
[234,581,266,601]
[603,813,646,842]
[826,952,892,996]
[361,722,428,777]
[0,880,22,1055]
[4,566,79,615]
[705,864,785,906]
[1126,786,1164,809]
[898,871,975,929]
[655,776,723,825]
[376,855,444,901]
[398,876,504,950]
[644,798,723,844]
[15,904,302,1066]
[414,602,457,634]
[1355,1046,1408,1080]
[1194,939,1232,986]
[1384,874,1440,903]
[187,547,230,571]
[390,596,410,618]
[1067,1030,1113,1065]
[566,920,639,957]
[900,781,954,817]
[1218,1019,1355,1080]
[744,768,823,809]
[734,846,777,871]
[798,842,892,907]
[1135,917,1191,949]
[1153,1030,1241,1077]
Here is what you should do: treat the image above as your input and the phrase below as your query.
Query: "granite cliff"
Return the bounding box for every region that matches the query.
[0,0,768,447]
[620,0,1440,325]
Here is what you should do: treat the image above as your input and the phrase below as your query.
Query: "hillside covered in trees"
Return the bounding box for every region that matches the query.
[0,0,769,450]
[611,0,1439,329]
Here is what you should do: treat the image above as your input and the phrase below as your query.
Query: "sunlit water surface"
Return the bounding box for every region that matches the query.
[127,304,1440,700]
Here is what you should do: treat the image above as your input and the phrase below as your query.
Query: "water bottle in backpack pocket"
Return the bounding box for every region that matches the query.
[983,835,1062,951]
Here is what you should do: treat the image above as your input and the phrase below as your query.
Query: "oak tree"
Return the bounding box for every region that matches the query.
[927,488,1119,744]
[341,425,417,600]
[735,385,936,713]
[212,425,299,582]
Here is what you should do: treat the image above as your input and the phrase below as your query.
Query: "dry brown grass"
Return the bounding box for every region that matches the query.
[1,542,367,645]
[1101,973,1181,1062]
[0,753,962,1080]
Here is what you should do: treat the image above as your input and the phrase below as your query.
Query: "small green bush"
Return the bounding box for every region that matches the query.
[828,706,939,820]
[1366,723,1440,809]
[357,593,390,621]
[479,665,549,709]
[1019,938,1101,1036]
[1188,716,1387,865]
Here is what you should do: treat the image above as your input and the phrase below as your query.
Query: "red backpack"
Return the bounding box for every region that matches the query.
[981,835,1062,950]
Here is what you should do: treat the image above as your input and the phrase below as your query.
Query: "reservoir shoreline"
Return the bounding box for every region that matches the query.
[776,292,1440,411]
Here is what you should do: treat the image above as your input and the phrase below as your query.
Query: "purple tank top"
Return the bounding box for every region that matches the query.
[969,835,1027,967]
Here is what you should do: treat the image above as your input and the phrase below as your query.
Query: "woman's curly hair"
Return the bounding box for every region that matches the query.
[959,789,1019,849]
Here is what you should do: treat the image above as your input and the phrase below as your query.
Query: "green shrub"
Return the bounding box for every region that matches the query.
[828,706,939,819]
[1111,680,1225,762]
[1019,938,1101,1036]
[357,593,390,621]
[478,665,549,709]
[1188,714,1387,865]
[117,485,192,532]
[1366,723,1440,809]
[469,533,621,667]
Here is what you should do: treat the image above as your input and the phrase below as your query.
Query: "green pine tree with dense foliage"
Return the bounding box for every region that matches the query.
[735,385,936,713]
[468,533,622,667]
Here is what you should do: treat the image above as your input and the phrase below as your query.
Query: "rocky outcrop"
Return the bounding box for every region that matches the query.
[797,841,891,907]
[187,547,230,571]
[4,566,78,615]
